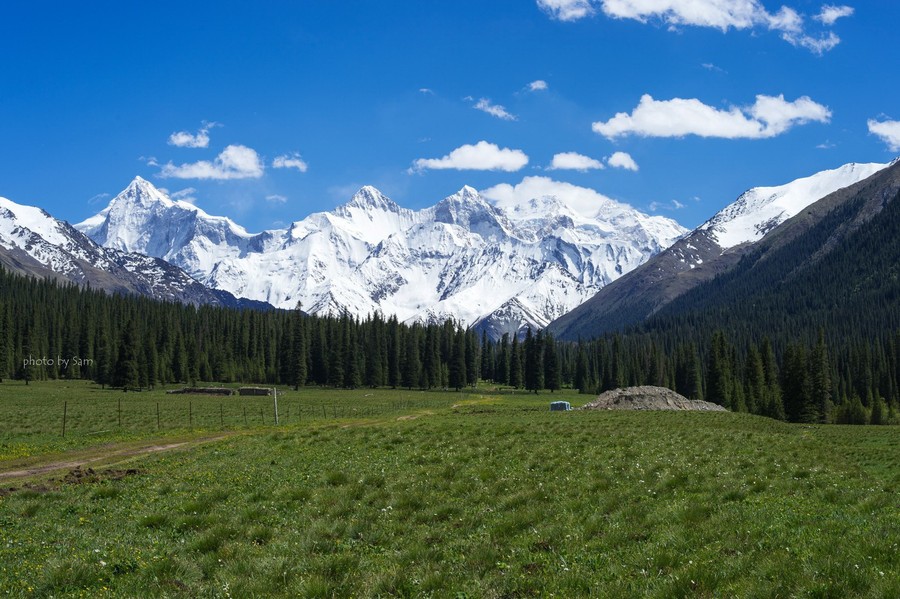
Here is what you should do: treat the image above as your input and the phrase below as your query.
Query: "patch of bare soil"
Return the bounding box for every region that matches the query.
[0,467,142,497]
[0,434,233,486]
[581,386,728,412]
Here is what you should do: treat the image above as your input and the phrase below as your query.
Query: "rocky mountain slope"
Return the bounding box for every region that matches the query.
[549,159,895,340]
[78,177,686,337]
[0,195,266,309]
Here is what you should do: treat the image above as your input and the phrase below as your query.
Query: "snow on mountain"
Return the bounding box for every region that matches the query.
[1,196,119,276]
[78,177,687,337]
[548,157,899,341]
[700,160,894,249]
[0,193,264,308]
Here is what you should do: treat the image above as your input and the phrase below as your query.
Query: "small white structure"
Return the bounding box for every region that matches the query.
[550,401,572,411]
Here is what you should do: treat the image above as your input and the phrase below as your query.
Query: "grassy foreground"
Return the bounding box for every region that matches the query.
[0,382,898,597]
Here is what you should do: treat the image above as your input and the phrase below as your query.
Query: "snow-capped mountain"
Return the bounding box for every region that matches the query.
[549,158,897,339]
[0,194,266,309]
[77,177,687,337]
[699,160,893,249]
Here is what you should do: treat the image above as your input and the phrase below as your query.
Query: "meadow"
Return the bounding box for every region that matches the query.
[0,381,898,597]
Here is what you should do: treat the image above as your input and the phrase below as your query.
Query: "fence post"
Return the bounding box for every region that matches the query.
[274,387,279,425]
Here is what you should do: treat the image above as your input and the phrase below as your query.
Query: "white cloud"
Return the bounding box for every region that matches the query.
[702,62,726,73]
[266,194,288,204]
[171,188,198,204]
[814,5,854,26]
[528,80,549,91]
[649,199,684,211]
[607,151,639,171]
[474,98,517,121]
[419,88,434,95]
[540,0,845,53]
[548,151,605,171]
[273,153,309,172]
[868,118,900,152]
[537,0,595,21]
[482,176,617,219]
[87,192,110,206]
[158,144,265,180]
[782,30,841,54]
[598,0,802,32]
[412,141,529,172]
[168,122,218,148]
[748,94,832,135]
[592,93,831,140]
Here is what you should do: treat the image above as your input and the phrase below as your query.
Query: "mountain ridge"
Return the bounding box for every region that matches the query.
[548,158,895,340]
[77,178,686,337]
[0,193,268,310]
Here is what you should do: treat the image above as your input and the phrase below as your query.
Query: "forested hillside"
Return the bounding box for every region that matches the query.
[2,255,898,425]
[0,267,480,392]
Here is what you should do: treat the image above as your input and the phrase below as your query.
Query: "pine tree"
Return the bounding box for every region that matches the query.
[292,307,307,390]
[509,335,523,389]
[760,337,785,420]
[496,333,510,385]
[574,348,589,393]
[114,318,140,391]
[610,336,625,390]
[143,331,158,389]
[172,333,187,383]
[20,321,34,385]
[808,329,832,422]
[328,321,345,387]
[388,318,401,388]
[401,327,421,390]
[745,344,765,415]
[342,317,361,389]
[870,394,884,425]
[466,329,478,388]
[781,343,811,422]
[707,331,733,407]
[544,333,561,393]
[524,328,544,393]
[449,328,466,391]
[0,303,8,382]
[480,330,494,382]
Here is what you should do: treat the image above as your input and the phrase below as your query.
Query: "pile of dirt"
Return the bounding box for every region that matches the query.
[62,467,140,485]
[581,386,728,412]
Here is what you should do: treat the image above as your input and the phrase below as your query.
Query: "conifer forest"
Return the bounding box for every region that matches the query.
[3,266,897,425]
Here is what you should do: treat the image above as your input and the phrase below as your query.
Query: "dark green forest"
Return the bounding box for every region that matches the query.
[1,264,897,425]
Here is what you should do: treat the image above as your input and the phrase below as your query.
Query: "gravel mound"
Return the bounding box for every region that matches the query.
[581,386,728,412]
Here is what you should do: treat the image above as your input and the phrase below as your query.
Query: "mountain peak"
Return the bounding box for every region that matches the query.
[117,176,173,207]
[442,185,483,204]
[701,159,892,250]
[458,185,480,199]
[341,186,399,213]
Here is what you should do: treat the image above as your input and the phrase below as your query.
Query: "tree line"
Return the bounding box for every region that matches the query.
[1,266,897,424]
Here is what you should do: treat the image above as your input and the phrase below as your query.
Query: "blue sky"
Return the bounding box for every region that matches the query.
[1,0,898,231]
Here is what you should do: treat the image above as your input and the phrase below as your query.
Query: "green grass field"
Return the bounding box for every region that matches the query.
[1,381,898,597]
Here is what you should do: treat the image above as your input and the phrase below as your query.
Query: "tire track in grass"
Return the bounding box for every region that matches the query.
[0,433,236,482]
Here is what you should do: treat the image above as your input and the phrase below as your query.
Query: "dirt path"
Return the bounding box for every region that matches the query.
[0,434,234,483]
